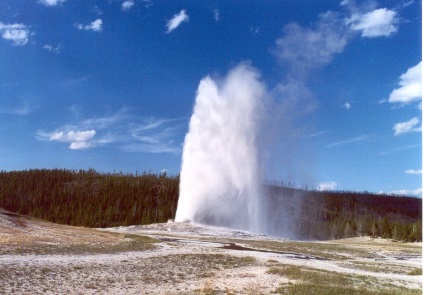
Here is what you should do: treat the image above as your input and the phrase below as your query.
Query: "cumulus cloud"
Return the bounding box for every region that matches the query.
[165,10,189,33]
[39,130,97,150]
[122,0,134,11]
[393,117,421,136]
[405,169,422,175]
[388,62,422,105]
[69,141,95,150]
[75,19,103,32]
[0,22,31,46]
[317,182,337,191]
[38,0,66,6]
[347,8,398,37]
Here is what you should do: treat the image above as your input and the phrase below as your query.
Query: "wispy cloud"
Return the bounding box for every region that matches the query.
[165,10,189,34]
[0,22,31,46]
[36,109,184,153]
[346,8,398,37]
[122,0,134,11]
[388,61,422,105]
[380,144,421,156]
[213,8,220,22]
[308,130,327,137]
[0,99,32,115]
[75,19,103,32]
[405,169,422,175]
[393,117,421,136]
[62,75,95,86]
[122,118,183,154]
[327,134,367,147]
[317,181,337,191]
[38,0,66,7]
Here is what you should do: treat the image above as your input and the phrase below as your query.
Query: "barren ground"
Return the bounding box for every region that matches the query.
[0,209,421,294]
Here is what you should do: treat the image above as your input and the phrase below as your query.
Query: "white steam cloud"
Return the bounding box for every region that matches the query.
[175,1,409,237]
[175,64,266,232]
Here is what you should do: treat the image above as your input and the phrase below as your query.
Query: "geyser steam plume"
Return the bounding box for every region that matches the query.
[175,64,267,233]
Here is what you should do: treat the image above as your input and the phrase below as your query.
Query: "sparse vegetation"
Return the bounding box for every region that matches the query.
[267,265,422,295]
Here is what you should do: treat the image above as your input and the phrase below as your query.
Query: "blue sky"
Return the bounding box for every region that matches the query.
[0,0,421,196]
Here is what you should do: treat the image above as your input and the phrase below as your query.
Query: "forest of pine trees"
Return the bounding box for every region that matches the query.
[0,169,179,227]
[265,186,422,242]
[0,169,421,241]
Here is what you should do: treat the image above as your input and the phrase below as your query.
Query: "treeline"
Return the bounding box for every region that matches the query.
[265,186,422,242]
[0,169,421,242]
[0,169,179,227]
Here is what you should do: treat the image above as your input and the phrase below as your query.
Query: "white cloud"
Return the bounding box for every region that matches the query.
[75,19,103,32]
[388,62,422,104]
[386,188,422,197]
[347,8,398,37]
[393,117,421,136]
[38,0,66,6]
[38,129,97,150]
[49,130,96,142]
[36,109,183,153]
[165,10,189,33]
[317,182,337,191]
[274,11,348,77]
[43,44,62,54]
[213,9,220,22]
[0,22,31,46]
[405,169,422,175]
[69,141,95,150]
[343,102,351,109]
[122,1,134,11]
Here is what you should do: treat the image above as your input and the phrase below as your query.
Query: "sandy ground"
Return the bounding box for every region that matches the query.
[0,209,422,294]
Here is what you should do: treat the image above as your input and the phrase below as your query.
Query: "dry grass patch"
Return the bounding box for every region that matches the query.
[267,265,421,295]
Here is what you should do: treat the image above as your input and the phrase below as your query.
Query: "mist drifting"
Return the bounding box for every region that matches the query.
[175,64,267,233]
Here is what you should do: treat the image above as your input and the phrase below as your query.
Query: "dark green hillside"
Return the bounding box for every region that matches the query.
[0,169,421,241]
[265,186,422,242]
[0,169,179,227]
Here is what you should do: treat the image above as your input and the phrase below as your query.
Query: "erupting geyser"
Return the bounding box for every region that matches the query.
[175,64,267,233]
